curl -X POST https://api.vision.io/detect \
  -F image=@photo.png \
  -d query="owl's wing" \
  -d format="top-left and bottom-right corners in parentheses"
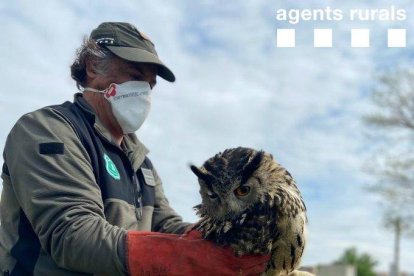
top-left (266, 208), bottom-right (307, 276)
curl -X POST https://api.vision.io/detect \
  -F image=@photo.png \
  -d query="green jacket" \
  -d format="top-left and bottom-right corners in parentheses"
top-left (0, 94), bottom-right (189, 275)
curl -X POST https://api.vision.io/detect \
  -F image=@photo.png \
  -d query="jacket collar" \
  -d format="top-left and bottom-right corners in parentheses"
top-left (73, 93), bottom-right (149, 171)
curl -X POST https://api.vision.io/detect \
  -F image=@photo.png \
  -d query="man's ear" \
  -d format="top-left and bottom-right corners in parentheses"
top-left (85, 59), bottom-right (99, 79)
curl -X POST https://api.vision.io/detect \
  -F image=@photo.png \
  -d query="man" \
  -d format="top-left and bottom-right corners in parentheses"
top-left (0, 22), bottom-right (269, 275)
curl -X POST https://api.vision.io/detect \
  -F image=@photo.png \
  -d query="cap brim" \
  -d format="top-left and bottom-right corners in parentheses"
top-left (106, 46), bottom-right (176, 82)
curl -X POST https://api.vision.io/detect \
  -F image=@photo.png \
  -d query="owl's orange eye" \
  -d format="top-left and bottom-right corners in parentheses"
top-left (234, 186), bottom-right (251, 197)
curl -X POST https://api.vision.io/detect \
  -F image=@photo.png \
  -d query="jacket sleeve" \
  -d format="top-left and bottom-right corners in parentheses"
top-left (4, 108), bottom-right (127, 275)
top-left (150, 166), bottom-right (192, 234)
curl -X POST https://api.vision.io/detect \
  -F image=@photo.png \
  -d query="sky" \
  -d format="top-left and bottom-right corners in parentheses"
top-left (0, 0), bottom-right (413, 273)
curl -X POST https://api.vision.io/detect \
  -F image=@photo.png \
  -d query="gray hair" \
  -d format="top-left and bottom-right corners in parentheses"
top-left (70, 37), bottom-right (114, 89)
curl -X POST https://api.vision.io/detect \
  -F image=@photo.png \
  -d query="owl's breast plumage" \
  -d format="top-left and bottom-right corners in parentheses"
top-left (195, 195), bottom-right (283, 255)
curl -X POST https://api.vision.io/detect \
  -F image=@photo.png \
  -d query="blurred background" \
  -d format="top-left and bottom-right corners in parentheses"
top-left (0, 0), bottom-right (413, 275)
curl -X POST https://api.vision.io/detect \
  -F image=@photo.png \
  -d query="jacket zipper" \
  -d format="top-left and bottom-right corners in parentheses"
top-left (132, 174), bottom-right (143, 220)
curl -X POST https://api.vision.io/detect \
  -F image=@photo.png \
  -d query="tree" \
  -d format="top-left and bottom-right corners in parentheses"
top-left (363, 67), bottom-right (414, 276)
top-left (335, 247), bottom-right (377, 276)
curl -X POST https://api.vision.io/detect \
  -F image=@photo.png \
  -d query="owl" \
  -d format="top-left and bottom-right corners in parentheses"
top-left (190, 147), bottom-right (308, 276)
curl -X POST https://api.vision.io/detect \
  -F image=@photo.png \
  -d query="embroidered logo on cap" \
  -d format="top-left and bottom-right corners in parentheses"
top-left (104, 153), bottom-right (120, 180)
top-left (96, 37), bottom-right (115, 45)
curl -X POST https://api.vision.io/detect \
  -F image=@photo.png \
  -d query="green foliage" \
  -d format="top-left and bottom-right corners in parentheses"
top-left (335, 247), bottom-right (378, 276)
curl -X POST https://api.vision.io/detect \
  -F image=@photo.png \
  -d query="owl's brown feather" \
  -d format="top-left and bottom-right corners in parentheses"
top-left (191, 147), bottom-right (307, 276)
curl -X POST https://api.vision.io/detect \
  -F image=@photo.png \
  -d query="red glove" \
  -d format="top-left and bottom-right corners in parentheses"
top-left (126, 230), bottom-right (270, 276)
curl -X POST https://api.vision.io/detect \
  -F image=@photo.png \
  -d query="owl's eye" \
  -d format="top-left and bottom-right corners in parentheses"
top-left (234, 186), bottom-right (251, 197)
top-left (207, 191), bottom-right (218, 199)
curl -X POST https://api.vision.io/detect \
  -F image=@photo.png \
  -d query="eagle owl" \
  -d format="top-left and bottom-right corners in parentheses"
top-left (190, 147), bottom-right (308, 276)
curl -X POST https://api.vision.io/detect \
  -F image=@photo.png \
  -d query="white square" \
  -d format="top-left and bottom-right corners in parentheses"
top-left (277, 29), bottom-right (295, 48)
top-left (314, 29), bottom-right (332, 48)
top-left (388, 29), bottom-right (406, 48)
top-left (351, 29), bottom-right (370, 48)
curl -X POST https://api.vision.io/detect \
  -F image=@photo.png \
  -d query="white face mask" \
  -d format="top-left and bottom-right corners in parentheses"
top-left (83, 81), bottom-right (151, 134)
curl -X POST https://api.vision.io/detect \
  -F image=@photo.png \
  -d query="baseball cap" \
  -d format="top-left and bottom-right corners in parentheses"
top-left (90, 22), bottom-right (175, 82)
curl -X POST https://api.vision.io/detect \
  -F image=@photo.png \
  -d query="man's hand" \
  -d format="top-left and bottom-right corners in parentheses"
top-left (126, 230), bottom-right (270, 275)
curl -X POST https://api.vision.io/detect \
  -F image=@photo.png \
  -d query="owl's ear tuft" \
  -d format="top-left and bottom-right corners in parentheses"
top-left (241, 151), bottom-right (265, 183)
top-left (190, 164), bottom-right (214, 184)
top-left (190, 164), bottom-right (203, 177)
top-left (203, 161), bottom-right (215, 172)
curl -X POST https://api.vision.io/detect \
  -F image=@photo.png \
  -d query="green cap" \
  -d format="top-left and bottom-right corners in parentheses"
top-left (90, 22), bottom-right (175, 82)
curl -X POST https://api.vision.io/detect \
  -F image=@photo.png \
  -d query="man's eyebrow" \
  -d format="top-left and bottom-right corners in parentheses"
top-left (125, 67), bottom-right (144, 75)
top-left (125, 64), bottom-right (157, 86)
